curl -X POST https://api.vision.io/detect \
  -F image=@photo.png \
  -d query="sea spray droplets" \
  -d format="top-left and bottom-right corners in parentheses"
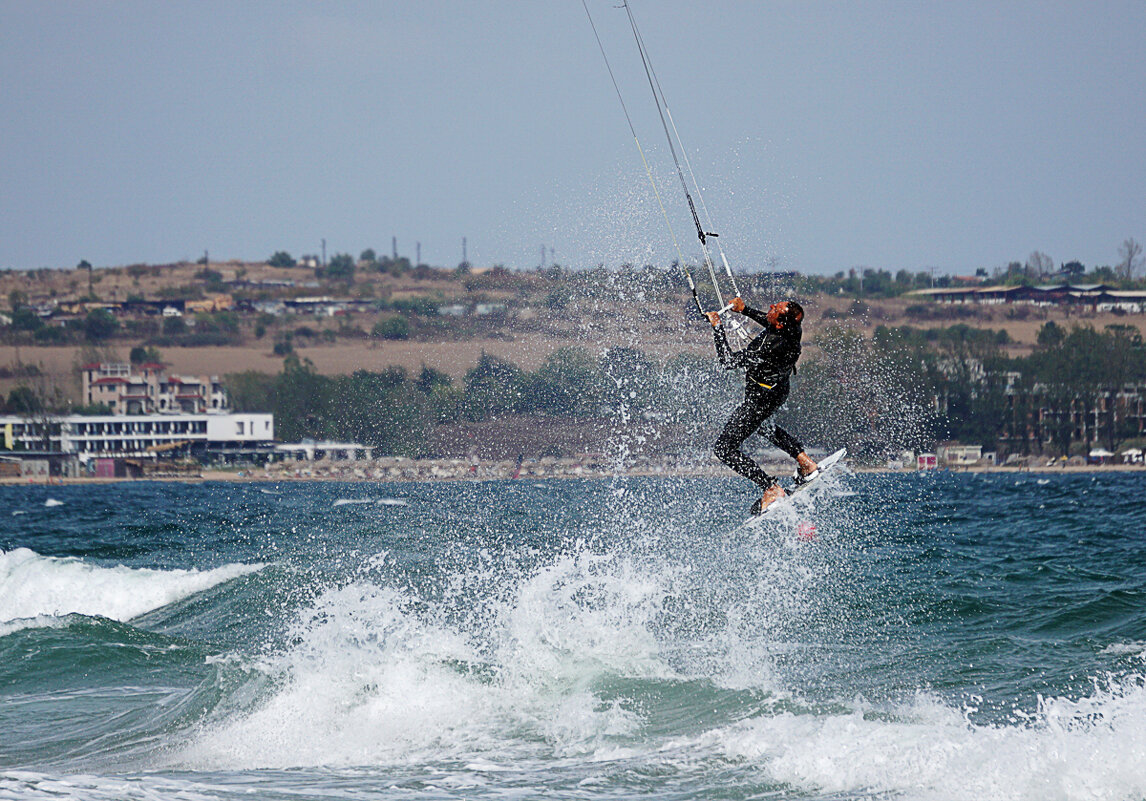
top-left (786, 324), bottom-right (940, 461)
top-left (183, 544), bottom-right (685, 769)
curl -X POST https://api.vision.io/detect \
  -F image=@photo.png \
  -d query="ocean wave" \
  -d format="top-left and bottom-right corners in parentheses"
top-left (0, 548), bottom-right (263, 627)
top-left (707, 675), bottom-right (1146, 800)
top-left (178, 548), bottom-right (687, 770)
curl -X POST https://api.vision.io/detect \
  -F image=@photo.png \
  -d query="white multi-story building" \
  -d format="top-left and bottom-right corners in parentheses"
top-left (81, 362), bottom-right (229, 415)
top-left (0, 412), bottom-right (273, 458)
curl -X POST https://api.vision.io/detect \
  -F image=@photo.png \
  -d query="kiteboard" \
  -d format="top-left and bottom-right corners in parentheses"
top-left (749, 447), bottom-right (848, 516)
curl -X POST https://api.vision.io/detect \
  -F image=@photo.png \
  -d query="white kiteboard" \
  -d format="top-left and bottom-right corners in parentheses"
top-left (749, 447), bottom-right (847, 516)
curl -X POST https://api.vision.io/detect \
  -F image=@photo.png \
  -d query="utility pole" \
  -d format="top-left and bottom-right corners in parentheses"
top-left (392, 236), bottom-right (397, 261)
top-left (416, 242), bottom-right (421, 266)
top-left (321, 239), bottom-right (326, 268)
top-left (462, 237), bottom-right (467, 265)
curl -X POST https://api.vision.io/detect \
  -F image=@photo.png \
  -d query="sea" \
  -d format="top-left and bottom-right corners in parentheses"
top-left (2, 469), bottom-right (1145, 801)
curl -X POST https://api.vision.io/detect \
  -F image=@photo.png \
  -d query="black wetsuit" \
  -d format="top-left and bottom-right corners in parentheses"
top-left (712, 305), bottom-right (804, 490)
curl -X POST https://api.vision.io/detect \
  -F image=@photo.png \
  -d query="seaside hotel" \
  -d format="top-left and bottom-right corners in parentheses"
top-left (1, 362), bottom-right (274, 469)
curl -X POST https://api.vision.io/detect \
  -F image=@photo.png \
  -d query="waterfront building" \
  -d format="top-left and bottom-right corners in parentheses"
top-left (81, 362), bottom-right (229, 414)
top-left (0, 412), bottom-right (273, 460)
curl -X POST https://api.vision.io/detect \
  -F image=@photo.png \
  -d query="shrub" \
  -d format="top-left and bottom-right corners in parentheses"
top-left (373, 317), bottom-right (410, 340)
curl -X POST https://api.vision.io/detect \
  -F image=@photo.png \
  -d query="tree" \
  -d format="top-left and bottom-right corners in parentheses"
top-left (224, 370), bottom-right (275, 413)
top-left (1027, 251), bottom-right (1053, 279)
top-left (1118, 238), bottom-right (1143, 280)
top-left (10, 307), bottom-right (43, 332)
top-left (372, 316), bottom-right (410, 340)
top-left (462, 353), bottom-right (526, 421)
top-left (1036, 321), bottom-right (1065, 349)
top-left (323, 253), bottom-right (355, 280)
top-left (4, 386), bottom-right (42, 415)
top-left (272, 355), bottom-right (333, 442)
top-left (415, 366), bottom-right (452, 394)
top-left (268, 251), bottom-right (296, 268)
top-left (527, 346), bottom-right (605, 416)
top-left (84, 309), bottom-right (119, 341)
top-left (129, 345), bottom-right (163, 364)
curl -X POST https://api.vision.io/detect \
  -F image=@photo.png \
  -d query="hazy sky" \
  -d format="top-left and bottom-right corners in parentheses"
top-left (2, 1), bottom-right (1144, 276)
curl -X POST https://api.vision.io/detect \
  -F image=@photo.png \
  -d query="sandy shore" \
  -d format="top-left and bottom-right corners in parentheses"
top-left (5, 457), bottom-right (1145, 486)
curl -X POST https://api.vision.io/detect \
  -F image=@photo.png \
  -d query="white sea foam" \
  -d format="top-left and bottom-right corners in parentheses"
top-left (180, 548), bottom-right (678, 770)
top-left (0, 548), bottom-right (262, 626)
top-left (0, 771), bottom-right (224, 801)
top-left (1102, 640), bottom-right (1146, 658)
top-left (707, 676), bottom-right (1146, 801)
top-left (0, 613), bottom-right (73, 638)
top-left (44, 498), bottom-right (64, 507)
top-left (376, 498), bottom-right (408, 507)
top-left (331, 498), bottom-right (372, 507)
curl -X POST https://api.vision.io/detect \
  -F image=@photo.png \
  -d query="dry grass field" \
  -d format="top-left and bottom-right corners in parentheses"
top-left (2, 261), bottom-right (1142, 403)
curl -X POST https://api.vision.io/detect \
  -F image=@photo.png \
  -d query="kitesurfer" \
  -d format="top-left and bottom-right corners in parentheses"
top-left (707, 298), bottom-right (818, 513)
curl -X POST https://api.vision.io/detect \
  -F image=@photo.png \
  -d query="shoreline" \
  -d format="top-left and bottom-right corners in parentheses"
top-left (4, 459), bottom-right (1145, 486)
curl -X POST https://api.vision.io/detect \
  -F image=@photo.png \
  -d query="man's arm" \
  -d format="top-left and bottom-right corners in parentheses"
top-left (739, 304), bottom-right (770, 328)
top-left (708, 315), bottom-right (746, 370)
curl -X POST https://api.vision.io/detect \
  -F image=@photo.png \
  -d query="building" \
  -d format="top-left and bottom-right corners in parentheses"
top-left (938, 443), bottom-right (983, 466)
top-left (81, 362), bottom-right (228, 414)
top-left (0, 412), bottom-right (274, 461)
top-left (907, 283), bottom-right (1146, 310)
top-left (273, 440), bottom-right (375, 461)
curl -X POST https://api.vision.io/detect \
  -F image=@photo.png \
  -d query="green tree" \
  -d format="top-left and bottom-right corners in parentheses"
top-left (162, 316), bottom-right (187, 336)
top-left (84, 309), bottom-right (119, 341)
top-left (372, 316), bottom-right (410, 340)
top-left (10, 307), bottom-right (44, 332)
top-left (415, 365), bottom-right (452, 394)
top-left (1036, 321), bottom-right (1065, 349)
top-left (129, 345), bottom-right (163, 364)
top-left (527, 346), bottom-right (604, 416)
top-left (271, 355), bottom-right (333, 442)
top-left (225, 370), bottom-right (275, 413)
top-left (5, 386), bottom-right (42, 414)
top-left (323, 253), bottom-right (355, 280)
top-left (268, 251), bottom-right (296, 268)
top-left (462, 353), bottom-right (526, 421)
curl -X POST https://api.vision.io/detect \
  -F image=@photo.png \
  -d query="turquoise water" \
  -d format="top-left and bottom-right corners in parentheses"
top-left (1, 470), bottom-right (1145, 800)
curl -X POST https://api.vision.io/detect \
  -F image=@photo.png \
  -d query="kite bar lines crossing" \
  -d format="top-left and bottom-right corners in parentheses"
top-left (582, 0), bottom-right (750, 342)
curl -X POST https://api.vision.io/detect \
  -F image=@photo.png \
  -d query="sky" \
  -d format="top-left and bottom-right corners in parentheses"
top-left (2, 1), bottom-right (1144, 277)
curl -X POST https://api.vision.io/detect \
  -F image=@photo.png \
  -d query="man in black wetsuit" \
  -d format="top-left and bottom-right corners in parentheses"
top-left (706, 297), bottom-right (818, 513)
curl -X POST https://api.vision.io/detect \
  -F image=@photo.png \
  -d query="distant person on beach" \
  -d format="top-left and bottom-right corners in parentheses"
top-left (707, 297), bottom-right (818, 513)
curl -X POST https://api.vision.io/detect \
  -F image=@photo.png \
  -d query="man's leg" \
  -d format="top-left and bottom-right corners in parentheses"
top-left (766, 423), bottom-right (819, 479)
top-left (714, 401), bottom-right (775, 490)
